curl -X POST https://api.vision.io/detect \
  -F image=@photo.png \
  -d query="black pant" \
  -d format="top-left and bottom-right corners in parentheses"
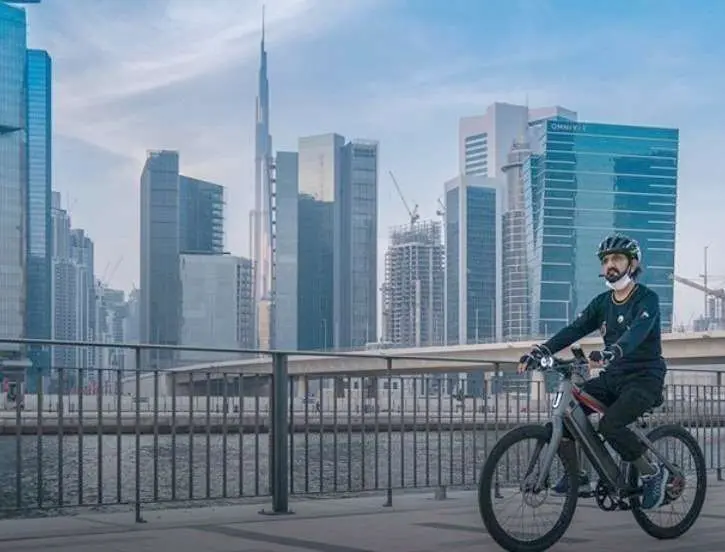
top-left (579, 370), bottom-right (664, 462)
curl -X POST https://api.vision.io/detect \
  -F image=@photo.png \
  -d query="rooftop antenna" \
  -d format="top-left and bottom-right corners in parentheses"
top-left (261, 4), bottom-right (265, 45)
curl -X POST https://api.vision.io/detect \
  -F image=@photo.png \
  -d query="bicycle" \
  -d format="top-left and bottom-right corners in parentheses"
top-left (477, 345), bottom-right (707, 552)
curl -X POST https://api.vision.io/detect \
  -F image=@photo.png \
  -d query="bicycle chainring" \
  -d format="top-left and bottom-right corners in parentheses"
top-left (594, 481), bottom-right (620, 512)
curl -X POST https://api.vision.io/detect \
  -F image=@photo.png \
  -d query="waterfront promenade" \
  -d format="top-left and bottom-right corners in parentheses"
top-left (1, 482), bottom-right (723, 552)
top-left (0, 339), bottom-right (723, 525)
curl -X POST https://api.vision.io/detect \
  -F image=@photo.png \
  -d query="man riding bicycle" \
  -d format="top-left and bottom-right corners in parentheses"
top-left (518, 233), bottom-right (669, 510)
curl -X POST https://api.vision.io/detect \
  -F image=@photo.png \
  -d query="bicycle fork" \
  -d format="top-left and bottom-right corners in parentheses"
top-left (527, 385), bottom-right (570, 494)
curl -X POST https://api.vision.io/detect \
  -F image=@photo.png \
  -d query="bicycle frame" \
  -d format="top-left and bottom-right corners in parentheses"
top-left (533, 366), bottom-right (684, 494)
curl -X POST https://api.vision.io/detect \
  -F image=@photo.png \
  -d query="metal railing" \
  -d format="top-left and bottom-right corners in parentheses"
top-left (0, 338), bottom-right (722, 520)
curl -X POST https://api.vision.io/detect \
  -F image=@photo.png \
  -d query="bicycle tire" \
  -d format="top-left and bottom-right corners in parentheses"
top-left (629, 424), bottom-right (707, 539)
top-left (478, 424), bottom-right (580, 552)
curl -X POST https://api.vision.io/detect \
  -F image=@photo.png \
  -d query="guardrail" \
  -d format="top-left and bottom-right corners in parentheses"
top-left (0, 338), bottom-right (722, 520)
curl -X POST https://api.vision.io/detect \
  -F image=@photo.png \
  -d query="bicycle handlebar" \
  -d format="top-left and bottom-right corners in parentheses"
top-left (536, 345), bottom-right (606, 375)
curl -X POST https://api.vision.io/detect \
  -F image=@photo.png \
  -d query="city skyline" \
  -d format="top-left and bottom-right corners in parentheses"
top-left (18, 0), bottom-right (725, 327)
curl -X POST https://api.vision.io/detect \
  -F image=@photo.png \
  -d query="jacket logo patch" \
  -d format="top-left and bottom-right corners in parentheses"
top-left (641, 311), bottom-right (650, 319)
top-left (617, 315), bottom-right (624, 324)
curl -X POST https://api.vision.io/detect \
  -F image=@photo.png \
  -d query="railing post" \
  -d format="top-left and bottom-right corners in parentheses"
top-left (134, 345), bottom-right (146, 523)
top-left (718, 371), bottom-right (723, 482)
top-left (383, 357), bottom-right (393, 507)
top-left (493, 362), bottom-right (503, 499)
top-left (261, 352), bottom-right (292, 515)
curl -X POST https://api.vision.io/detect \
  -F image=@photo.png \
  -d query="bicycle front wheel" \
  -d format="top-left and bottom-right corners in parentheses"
top-left (478, 424), bottom-right (580, 552)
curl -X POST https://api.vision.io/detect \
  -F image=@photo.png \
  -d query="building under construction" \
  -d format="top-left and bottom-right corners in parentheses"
top-left (382, 220), bottom-right (445, 347)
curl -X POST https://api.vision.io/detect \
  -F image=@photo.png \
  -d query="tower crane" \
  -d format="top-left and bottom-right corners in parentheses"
top-left (436, 197), bottom-right (445, 218)
top-left (388, 171), bottom-right (419, 226)
top-left (669, 273), bottom-right (725, 326)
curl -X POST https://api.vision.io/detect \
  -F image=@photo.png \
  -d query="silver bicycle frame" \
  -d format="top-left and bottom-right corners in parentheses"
top-left (534, 374), bottom-right (683, 492)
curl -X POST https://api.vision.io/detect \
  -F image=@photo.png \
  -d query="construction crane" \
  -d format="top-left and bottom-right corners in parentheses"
top-left (436, 197), bottom-right (445, 218)
top-left (388, 170), bottom-right (419, 226)
top-left (669, 273), bottom-right (725, 327)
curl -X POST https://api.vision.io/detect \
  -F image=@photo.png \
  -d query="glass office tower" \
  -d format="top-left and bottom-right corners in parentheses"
top-left (445, 175), bottom-right (501, 346)
top-left (179, 176), bottom-right (224, 254)
top-left (0, 3), bottom-right (28, 353)
top-left (525, 119), bottom-right (678, 337)
top-left (25, 49), bottom-right (53, 388)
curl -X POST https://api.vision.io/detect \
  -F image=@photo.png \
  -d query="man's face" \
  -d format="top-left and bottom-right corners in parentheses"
top-left (600, 252), bottom-right (635, 281)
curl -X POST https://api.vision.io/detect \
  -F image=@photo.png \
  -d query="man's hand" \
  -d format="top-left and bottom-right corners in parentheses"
top-left (588, 348), bottom-right (616, 369)
top-left (517, 344), bottom-right (551, 374)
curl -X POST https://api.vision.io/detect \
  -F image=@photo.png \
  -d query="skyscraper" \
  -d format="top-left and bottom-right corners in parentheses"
top-left (444, 175), bottom-right (503, 345)
top-left (383, 221), bottom-right (444, 347)
top-left (70, 228), bottom-right (95, 370)
top-left (524, 119), bottom-right (678, 337)
top-left (179, 176), bottom-right (224, 254)
top-left (140, 150), bottom-right (227, 368)
top-left (0, 2), bottom-right (27, 352)
top-left (25, 48), bottom-right (53, 385)
top-left (94, 283), bottom-right (127, 376)
top-left (501, 140), bottom-right (531, 341)
top-left (251, 13), bottom-right (273, 349)
top-left (338, 139), bottom-right (378, 349)
top-left (50, 192), bottom-right (95, 384)
top-left (297, 133), bottom-right (340, 351)
top-left (457, 102), bottom-right (578, 349)
top-left (459, 103), bottom-right (577, 178)
top-left (296, 133), bottom-right (379, 351)
top-left (272, 151), bottom-right (299, 350)
top-left (140, 150), bottom-right (181, 369)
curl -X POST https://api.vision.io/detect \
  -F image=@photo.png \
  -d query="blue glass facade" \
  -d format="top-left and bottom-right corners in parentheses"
top-left (338, 140), bottom-right (378, 349)
top-left (140, 151), bottom-right (181, 369)
top-left (179, 176), bottom-right (224, 254)
top-left (445, 173), bottom-right (499, 377)
top-left (0, 3), bottom-right (27, 352)
top-left (295, 134), bottom-right (378, 352)
top-left (297, 195), bottom-right (334, 350)
top-left (466, 186), bottom-right (497, 343)
top-left (525, 119), bottom-right (678, 337)
top-left (25, 49), bottom-right (52, 387)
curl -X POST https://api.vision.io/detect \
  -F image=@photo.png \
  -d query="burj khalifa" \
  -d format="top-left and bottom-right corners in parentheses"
top-left (250, 9), bottom-right (274, 349)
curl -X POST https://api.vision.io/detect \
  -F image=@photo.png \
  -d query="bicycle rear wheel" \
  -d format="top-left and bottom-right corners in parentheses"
top-left (478, 424), bottom-right (580, 552)
top-left (629, 424), bottom-right (707, 539)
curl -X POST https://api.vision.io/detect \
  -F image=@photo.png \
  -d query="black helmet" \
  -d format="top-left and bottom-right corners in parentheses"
top-left (597, 233), bottom-right (641, 262)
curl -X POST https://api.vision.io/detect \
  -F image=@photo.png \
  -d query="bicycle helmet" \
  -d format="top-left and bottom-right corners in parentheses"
top-left (597, 233), bottom-right (642, 286)
top-left (597, 233), bottom-right (642, 263)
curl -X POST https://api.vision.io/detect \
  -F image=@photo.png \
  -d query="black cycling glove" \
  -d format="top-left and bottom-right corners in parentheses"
top-left (519, 344), bottom-right (551, 371)
top-left (588, 348), bottom-right (618, 364)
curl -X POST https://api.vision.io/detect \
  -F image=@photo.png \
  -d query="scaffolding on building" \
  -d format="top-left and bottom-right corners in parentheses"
top-left (382, 220), bottom-right (445, 348)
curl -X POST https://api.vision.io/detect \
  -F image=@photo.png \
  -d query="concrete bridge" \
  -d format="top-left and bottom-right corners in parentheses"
top-left (130, 331), bottom-right (725, 397)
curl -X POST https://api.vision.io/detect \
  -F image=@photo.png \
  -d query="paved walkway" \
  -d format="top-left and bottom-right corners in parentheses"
top-left (0, 481), bottom-right (723, 551)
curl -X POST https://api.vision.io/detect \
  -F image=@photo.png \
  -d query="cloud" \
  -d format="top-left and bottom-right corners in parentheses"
top-left (29, 0), bottom-right (377, 159)
top-left (23, 0), bottom-right (725, 327)
top-left (24, 0), bottom-right (381, 291)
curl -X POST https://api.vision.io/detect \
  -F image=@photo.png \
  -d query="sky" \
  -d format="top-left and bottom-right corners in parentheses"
top-left (21, 0), bottom-right (725, 330)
